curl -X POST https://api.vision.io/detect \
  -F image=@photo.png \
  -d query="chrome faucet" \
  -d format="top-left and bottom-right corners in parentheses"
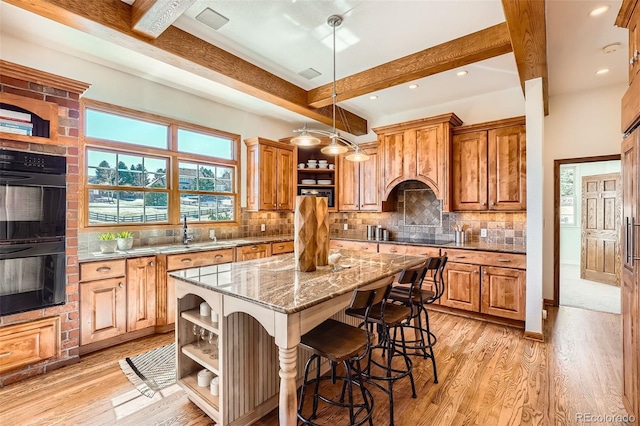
top-left (183, 215), bottom-right (194, 245)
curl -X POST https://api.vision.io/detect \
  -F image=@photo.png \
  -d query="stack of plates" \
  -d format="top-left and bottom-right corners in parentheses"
top-left (318, 160), bottom-right (328, 169)
top-left (306, 160), bottom-right (317, 169)
top-left (301, 179), bottom-right (316, 184)
top-left (317, 179), bottom-right (332, 185)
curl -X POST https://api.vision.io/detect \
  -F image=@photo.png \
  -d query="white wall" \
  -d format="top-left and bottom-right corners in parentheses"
top-left (0, 35), bottom-right (296, 207)
top-left (543, 83), bottom-right (626, 300)
top-left (559, 160), bottom-right (621, 266)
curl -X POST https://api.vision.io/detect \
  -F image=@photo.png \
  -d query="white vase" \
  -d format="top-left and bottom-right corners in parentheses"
top-left (117, 237), bottom-right (134, 251)
top-left (99, 240), bottom-right (118, 254)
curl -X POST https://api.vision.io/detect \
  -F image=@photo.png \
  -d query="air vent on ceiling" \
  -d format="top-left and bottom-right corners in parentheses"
top-left (196, 8), bottom-right (230, 31)
top-left (298, 68), bottom-right (321, 80)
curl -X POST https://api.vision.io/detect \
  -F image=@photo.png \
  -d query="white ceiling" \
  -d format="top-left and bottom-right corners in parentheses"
top-left (0, 0), bottom-right (629, 134)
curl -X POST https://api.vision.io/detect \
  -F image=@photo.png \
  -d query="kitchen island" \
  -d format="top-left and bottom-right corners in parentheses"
top-left (169, 249), bottom-right (425, 426)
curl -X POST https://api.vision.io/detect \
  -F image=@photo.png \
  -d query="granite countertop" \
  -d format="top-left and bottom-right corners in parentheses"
top-left (169, 249), bottom-right (425, 314)
top-left (78, 235), bottom-right (294, 263)
top-left (332, 236), bottom-right (526, 254)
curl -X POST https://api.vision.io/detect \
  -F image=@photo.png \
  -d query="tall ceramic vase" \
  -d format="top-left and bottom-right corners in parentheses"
top-left (294, 196), bottom-right (317, 272)
top-left (316, 197), bottom-right (329, 266)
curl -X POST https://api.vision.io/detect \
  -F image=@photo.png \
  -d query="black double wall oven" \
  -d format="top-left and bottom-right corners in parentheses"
top-left (0, 149), bottom-right (66, 316)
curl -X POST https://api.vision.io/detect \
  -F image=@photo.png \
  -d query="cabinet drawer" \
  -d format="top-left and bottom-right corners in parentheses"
top-left (441, 248), bottom-right (525, 269)
top-left (272, 241), bottom-right (294, 255)
top-left (80, 259), bottom-right (126, 281)
top-left (0, 317), bottom-right (60, 374)
top-left (330, 240), bottom-right (378, 252)
top-left (167, 248), bottom-right (234, 271)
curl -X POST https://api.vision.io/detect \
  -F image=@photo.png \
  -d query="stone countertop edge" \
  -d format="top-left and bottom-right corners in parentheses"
top-left (169, 250), bottom-right (427, 315)
top-left (332, 237), bottom-right (526, 255)
top-left (78, 235), bottom-right (295, 263)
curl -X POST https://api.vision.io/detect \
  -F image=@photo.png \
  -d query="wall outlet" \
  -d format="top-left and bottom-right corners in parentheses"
top-left (343, 223), bottom-right (348, 231)
top-left (542, 309), bottom-right (548, 320)
top-left (480, 228), bottom-right (487, 238)
top-left (209, 229), bottom-right (216, 240)
top-left (260, 224), bottom-right (266, 232)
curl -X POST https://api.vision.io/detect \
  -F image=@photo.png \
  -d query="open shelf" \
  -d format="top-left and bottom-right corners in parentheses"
top-left (182, 343), bottom-right (220, 375)
top-left (182, 309), bottom-right (220, 334)
top-left (297, 168), bottom-right (335, 173)
top-left (179, 372), bottom-right (220, 421)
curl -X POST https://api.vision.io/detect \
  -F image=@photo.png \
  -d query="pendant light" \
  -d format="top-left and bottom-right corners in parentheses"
top-left (291, 15), bottom-right (369, 162)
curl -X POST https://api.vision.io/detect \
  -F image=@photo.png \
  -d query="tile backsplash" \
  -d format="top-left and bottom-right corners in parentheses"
top-left (80, 182), bottom-right (526, 253)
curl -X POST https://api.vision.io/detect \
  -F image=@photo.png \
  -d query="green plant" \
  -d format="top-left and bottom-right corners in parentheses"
top-left (98, 232), bottom-right (116, 241)
top-left (117, 231), bottom-right (133, 239)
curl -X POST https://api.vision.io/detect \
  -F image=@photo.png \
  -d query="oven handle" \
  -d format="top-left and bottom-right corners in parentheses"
top-left (0, 241), bottom-right (65, 259)
top-left (0, 174), bottom-right (30, 183)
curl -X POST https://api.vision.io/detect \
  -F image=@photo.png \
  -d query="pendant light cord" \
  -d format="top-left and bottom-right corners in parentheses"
top-left (331, 19), bottom-right (337, 136)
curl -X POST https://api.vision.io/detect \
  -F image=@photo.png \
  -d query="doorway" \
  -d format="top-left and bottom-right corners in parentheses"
top-left (553, 156), bottom-right (621, 314)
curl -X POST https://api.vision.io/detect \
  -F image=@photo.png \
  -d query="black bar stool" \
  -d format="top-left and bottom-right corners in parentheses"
top-left (297, 277), bottom-right (394, 426)
top-left (387, 255), bottom-right (447, 383)
top-left (345, 277), bottom-right (416, 426)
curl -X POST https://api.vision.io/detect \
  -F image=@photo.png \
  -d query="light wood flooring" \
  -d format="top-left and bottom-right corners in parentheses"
top-left (0, 306), bottom-right (630, 425)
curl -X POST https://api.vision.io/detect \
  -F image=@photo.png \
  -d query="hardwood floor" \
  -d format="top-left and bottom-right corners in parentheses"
top-left (0, 306), bottom-right (630, 425)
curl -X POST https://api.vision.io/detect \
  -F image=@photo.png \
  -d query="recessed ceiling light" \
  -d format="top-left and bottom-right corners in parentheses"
top-left (196, 7), bottom-right (230, 30)
top-left (408, 84), bottom-right (419, 89)
top-left (596, 68), bottom-right (610, 75)
top-left (456, 70), bottom-right (468, 76)
top-left (589, 5), bottom-right (610, 17)
top-left (603, 42), bottom-right (621, 54)
top-left (369, 95), bottom-right (378, 100)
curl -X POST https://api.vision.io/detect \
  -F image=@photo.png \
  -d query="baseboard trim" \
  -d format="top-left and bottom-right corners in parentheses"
top-left (543, 298), bottom-right (555, 307)
top-left (523, 331), bottom-right (545, 342)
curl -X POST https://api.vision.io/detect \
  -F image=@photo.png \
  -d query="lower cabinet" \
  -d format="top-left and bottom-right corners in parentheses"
top-left (329, 239), bottom-right (378, 252)
top-left (236, 243), bottom-right (271, 261)
top-left (0, 317), bottom-right (60, 374)
top-left (440, 249), bottom-right (526, 321)
top-left (79, 257), bottom-right (157, 348)
top-left (271, 240), bottom-right (294, 255)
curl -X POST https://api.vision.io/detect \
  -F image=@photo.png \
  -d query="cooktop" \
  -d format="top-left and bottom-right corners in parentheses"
top-left (382, 237), bottom-right (454, 245)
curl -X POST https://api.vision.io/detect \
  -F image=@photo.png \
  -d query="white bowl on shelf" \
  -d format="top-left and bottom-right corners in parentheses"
top-left (306, 163), bottom-right (317, 169)
top-left (318, 159), bottom-right (328, 164)
top-left (317, 164), bottom-right (328, 169)
top-left (317, 179), bottom-right (332, 185)
top-left (301, 179), bottom-right (316, 184)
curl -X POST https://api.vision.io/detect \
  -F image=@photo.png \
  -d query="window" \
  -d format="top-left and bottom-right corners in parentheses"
top-left (83, 101), bottom-right (239, 228)
top-left (560, 166), bottom-right (576, 225)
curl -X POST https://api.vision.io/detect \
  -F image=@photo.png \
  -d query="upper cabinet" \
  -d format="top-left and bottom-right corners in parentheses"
top-left (338, 142), bottom-right (379, 211)
top-left (373, 113), bottom-right (462, 212)
top-left (452, 117), bottom-right (526, 211)
top-left (0, 92), bottom-right (59, 144)
top-left (244, 137), bottom-right (295, 211)
top-left (629, 5), bottom-right (640, 85)
top-left (618, 1), bottom-right (640, 131)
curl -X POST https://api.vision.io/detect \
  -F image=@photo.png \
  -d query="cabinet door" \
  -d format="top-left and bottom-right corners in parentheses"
top-left (381, 131), bottom-right (407, 197)
top-left (126, 256), bottom-right (157, 332)
top-left (330, 240), bottom-right (378, 252)
top-left (338, 152), bottom-right (360, 211)
top-left (415, 124), bottom-right (445, 199)
top-left (259, 144), bottom-right (278, 210)
top-left (452, 131), bottom-right (488, 211)
top-left (236, 244), bottom-right (272, 261)
top-left (359, 147), bottom-right (380, 211)
top-left (488, 126), bottom-right (526, 210)
top-left (630, 6), bottom-right (640, 84)
top-left (276, 148), bottom-right (294, 210)
top-left (441, 262), bottom-right (480, 311)
top-left (80, 277), bottom-right (126, 345)
top-left (480, 266), bottom-right (525, 320)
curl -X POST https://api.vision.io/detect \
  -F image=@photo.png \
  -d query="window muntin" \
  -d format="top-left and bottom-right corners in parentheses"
top-left (83, 101), bottom-right (239, 228)
top-left (85, 109), bottom-right (168, 149)
top-left (178, 128), bottom-right (233, 160)
top-left (560, 166), bottom-right (576, 226)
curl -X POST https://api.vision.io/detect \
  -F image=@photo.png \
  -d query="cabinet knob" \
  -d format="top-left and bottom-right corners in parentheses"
top-left (491, 202), bottom-right (496, 206)
top-left (482, 202), bottom-right (487, 206)
top-left (119, 282), bottom-right (124, 288)
top-left (96, 267), bottom-right (111, 273)
top-left (182, 258), bottom-right (192, 263)
top-left (389, 248), bottom-right (397, 253)
top-left (251, 246), bottom-right (258, 250)
top-left (483, 270), bottom-right (488, 275)
top-left (473, 269), bottom-right (478, 274)
top-left (273, 203), bottom-right (277, 207)
top-left (149, 261), bottom-right (154, 267)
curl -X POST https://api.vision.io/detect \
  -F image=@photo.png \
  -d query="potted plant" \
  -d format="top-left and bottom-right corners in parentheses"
top-left (98, 232), bottom-right (118, 253)
top-left (116, 231), bottom-right (134, 251)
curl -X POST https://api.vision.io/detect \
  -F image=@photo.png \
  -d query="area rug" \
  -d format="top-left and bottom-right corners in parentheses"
top-left (119, 343), bottom-right (177, 398)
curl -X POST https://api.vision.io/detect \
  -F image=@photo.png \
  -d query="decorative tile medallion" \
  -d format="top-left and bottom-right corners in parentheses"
top-left (404, 189), bottom-right (442, 227)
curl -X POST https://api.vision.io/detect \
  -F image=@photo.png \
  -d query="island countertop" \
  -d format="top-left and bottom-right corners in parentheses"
top-left (169, 249), bottom-right (426, 314)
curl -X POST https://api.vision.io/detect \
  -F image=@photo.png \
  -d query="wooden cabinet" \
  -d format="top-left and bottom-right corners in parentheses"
top-left (330, 240), bottom-right (378, 252)
top-left (126, 256), bottom-right (157, 332)
top-left (0, 317), bottom-right (60, 374)
top-left (244, 137), bottom-right (295, 211)
top-left (440, 248), bottom-right (526, 321)
top-left (236, 244), bottom-right (272, 261)
top-left (621, 128), bottom-right (640, 418)
top-left (629, 5), bottom-right (640, 85)
top-left (452, 117), bottom-right (526, 211)
top-left (373, 113), bottom-right (462, 212)
top-left (338, 142), bottom-right (380, 211)
top-left (79, 260), bottom-right (127, 345)
top-left (271, 240), bottom-right (294, 255)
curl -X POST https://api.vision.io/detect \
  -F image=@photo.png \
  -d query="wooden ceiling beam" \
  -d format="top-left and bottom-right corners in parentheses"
top-left (501, 0), bottom-right (549, 115)
top-left (131, 0), bottom-right (197, 39)
top-left (307, 23), bottom-right (513, 109)
top-left (4, 0), bottom-right (368, 135)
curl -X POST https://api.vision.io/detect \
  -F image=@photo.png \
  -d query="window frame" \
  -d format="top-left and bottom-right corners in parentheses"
top-left (80, 99), bottom-right (241, 230)
top-left (559, 165), bottom-right (577, 227)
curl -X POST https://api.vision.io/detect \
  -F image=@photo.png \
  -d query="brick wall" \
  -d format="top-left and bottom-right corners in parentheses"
top-left (0, 71), bottom-right (85, 386)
